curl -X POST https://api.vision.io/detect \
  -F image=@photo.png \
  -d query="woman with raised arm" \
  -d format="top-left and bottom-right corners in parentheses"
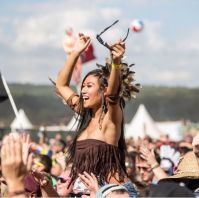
top-left (56, 32), bottom-right (139, 197)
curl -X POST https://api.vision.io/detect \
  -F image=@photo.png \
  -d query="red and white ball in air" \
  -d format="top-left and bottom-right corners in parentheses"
top-left (131, 19), bottom-right (144, 32)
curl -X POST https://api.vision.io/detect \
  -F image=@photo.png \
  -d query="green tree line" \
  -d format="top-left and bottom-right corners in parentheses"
top-left (0, 84), bottom-right (199, 127)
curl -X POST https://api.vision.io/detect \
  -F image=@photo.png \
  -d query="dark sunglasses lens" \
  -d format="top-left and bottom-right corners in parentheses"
top-left (96, 36), bottom-right (110, 49)
top-left (96, 20), bottom-right (129, 50)
top-left (96, 36), bottom-right (103, 44)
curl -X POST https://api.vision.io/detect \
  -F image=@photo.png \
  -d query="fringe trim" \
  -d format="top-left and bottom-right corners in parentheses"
top-left (68, 139), bottom-right (127, 186)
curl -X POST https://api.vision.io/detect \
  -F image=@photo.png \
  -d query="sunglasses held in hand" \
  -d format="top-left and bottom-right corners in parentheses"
top-left (96, 20), bottom-right (129, 50)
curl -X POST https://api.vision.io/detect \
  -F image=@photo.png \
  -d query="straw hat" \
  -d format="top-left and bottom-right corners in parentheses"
top-left (161, 151), bottom-right (199, 181)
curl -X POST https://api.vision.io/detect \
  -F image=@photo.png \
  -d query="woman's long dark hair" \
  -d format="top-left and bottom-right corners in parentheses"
top-left (66, 69), bottom-right (127, 174)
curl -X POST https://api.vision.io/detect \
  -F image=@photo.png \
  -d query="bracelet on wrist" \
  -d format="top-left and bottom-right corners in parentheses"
top-left (151, 163), bottom-right (160, 170)
top-left (112, 63), bottom-right (121, 70)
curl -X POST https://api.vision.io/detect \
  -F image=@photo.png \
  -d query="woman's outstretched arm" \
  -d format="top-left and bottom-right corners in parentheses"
top-left (106, 41), bottom-right (125, 122)
top-left (56, 33), bottom-right (91, 105)
top-left (107, 41), bottom-right (125, 96)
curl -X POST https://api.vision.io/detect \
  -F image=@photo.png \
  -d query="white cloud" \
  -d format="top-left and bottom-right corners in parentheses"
top-left (5, 2), bottom-right (123, 52)
top-left (0, 18), bottom-right (12, 45)
top-left (11, 11), bottom-right (93, 51)
top-left (5, 3), bottom-right (126, 52)
top-left (0, 0), bottom-right (198, 87)
top-left (144, 20), bottom-right (166, 51)
top-left (100, 8), bottom-right (122, 21)
top-left (176, 28), bottom-right (199, 51)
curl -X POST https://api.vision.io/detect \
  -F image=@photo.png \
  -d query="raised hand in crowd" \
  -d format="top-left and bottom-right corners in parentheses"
top-left (140, 145), bottom-right (168, 180)
top-left (140, 146), bottom-right (157, 168)
top-left (21, 133), bottom-right (33, 171)
top-left (1, 133), bottom-right (27, 197)
top-left (78, 171), bottom-right (100, 198)
top-left (31, 170), bottom-right (59, 197)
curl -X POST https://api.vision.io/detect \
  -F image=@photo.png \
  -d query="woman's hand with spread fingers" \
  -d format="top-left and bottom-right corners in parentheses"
top-left (109, 40), bottom-right (125, 65)
top-left (73, 33), bottom-right (91, 55)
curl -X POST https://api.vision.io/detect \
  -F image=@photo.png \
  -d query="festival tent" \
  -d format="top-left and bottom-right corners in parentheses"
top-left (41, 125), bottom-right (68, 132)
top-left (39, 114), bottom-right (79, 132)
top-left (10, 109), bottom-right (33, 131)
top-left (125, 104), bottom-right (161, 139)
top-left (65, 114), bottom-right (79, 131)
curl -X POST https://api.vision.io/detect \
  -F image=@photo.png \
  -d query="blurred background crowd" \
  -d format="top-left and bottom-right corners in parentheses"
top-left (1, 130), bottom-right (199, 197)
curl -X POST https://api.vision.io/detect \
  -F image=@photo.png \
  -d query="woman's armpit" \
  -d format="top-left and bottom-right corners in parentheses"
top-left (106, 94), bottom-right (119, 105)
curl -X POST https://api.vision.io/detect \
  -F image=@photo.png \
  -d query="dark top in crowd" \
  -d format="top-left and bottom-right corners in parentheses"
top-left (149, 182), bottom-right (195, 197)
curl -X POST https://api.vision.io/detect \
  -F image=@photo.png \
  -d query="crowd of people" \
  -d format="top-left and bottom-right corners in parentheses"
top-left (1, 32), bottom-right (199, 197)
top-left (1, 131), bottom-right (199, 197)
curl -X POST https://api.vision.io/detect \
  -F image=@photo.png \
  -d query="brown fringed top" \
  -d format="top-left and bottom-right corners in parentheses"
top-left (69, 139), bottom-right (127, 185)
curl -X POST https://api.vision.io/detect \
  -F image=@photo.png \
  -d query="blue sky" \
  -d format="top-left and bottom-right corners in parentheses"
top-left (0, 0), bottom-right (198, 87)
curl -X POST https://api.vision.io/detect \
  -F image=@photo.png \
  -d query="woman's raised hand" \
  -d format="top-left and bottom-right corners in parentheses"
top-left (109, 40), bottom-right (125, 65)
top-left (73, 33), bottom-right (91, 55)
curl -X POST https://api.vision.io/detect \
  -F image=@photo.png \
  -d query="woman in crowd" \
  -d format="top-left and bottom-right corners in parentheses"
top-left (56, 32), bottom-right (139, 197)
top-left (56, 29), bottom-right (138, 196)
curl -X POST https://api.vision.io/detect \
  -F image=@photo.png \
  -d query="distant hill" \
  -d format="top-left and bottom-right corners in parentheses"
top-left (0, 83), bottom-right (199, 128)
top-left (125, 86), bottom-right (199, 122)
top-left (0, 83), bottom-right (74, 127)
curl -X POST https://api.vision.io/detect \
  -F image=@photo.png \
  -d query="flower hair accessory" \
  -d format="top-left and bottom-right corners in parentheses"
top-left (96, 58), bottom-right (141, 101)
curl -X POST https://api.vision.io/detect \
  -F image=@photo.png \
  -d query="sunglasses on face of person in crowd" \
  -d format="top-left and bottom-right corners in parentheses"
top-left (137, 165), bottom-right (151, 172)
top-left (96, 20), bottom-right (129, 50)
